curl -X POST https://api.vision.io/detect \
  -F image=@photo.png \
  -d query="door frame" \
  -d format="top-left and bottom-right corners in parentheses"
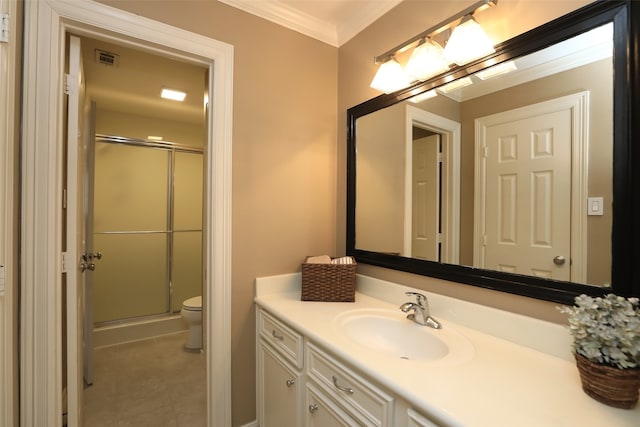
top-left (0, 0), bottom-right (20, 424)
top-left (21, 1), bottom-right (233, 426)
top-left (473, 91), bottom-right (589, 282)
top-left (403, 105), bottom-right (461, 264)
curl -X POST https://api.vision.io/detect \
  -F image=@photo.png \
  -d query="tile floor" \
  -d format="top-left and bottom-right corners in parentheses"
top-left (83, 331), bottom-right (206, 427)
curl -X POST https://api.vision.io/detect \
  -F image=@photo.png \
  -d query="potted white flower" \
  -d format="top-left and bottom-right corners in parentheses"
top-left (560, 294), bottom-right (640, 409)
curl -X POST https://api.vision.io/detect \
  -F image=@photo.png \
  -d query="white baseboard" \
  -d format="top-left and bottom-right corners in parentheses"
top-left (93, 315), bottom-right (187, 348)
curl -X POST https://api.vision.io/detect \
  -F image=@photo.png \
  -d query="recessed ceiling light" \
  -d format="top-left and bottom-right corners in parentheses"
top-left (147, 135), bottom-right (163, 141)
top-left (161, 88), bottom-right (186, 102)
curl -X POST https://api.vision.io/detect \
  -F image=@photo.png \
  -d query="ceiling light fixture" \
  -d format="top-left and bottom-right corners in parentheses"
top-left (370, 0), bottom-right (497, 93)
top-left (161, 88), bottom-right (187, 102)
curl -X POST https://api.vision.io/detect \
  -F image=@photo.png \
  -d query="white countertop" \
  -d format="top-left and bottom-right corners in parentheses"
top-left (254, 273), bottom-right (640, 427)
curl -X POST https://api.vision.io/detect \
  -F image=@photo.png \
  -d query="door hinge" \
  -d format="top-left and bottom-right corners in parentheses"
top-left (61, 252), bottom-right (69, 273)
top-left (483, 146), bottom-right (489, 158)
top-left (437, 153), bottom-right (443, 163)
top-left (0, 13), bottom-right (9, 43)
top-left (437, 233), bottom-right (443, 243)
top-left (64, 73), bottom-right (71, 95)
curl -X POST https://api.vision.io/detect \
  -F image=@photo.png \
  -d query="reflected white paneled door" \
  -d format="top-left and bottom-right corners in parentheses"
top-left (412, 134), bottom-right (440, 261)
top-left (483, 109), bottom-right (571, 280)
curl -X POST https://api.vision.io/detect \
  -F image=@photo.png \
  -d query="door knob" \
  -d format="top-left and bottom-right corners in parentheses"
top-left (553, 256), bottom-right (566, 266)
top-left (83, 252), bottom-right (102, 261)
top-left (80, 262), bottom-right (95, 272)
top-left (308, 404), bottom-right (319, 413)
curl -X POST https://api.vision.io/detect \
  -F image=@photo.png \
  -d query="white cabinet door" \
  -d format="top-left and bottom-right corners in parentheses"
top-left (258, 339), bottom-right (301, 427)
top-left (305, 383), bottom-right (362, 427)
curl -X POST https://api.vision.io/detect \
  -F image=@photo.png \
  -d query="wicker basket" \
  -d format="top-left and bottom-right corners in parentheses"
top-left (575, 353), bottom-right (640, 409)
top-left (301, 257), bottom-right (356, 302)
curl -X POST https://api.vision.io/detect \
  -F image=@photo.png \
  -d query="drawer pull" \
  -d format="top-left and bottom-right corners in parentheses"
top-left (286, 379), bottom-right (296, 388)
top-left (332, 375), bottom-right (354, 395)
top-left (309, 404), bottom-right (319, 413)
top-left (271, 329), bottom-right (284, 340)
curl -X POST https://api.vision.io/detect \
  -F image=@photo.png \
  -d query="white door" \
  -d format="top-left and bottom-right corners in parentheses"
top-left (83, 102), bottom-right (97, 385)
top-left (412, 134), bottom-right (440, 261)
top-left (482, 109), bottom-right (571, 279)
top-left (65, 34), bottom-right (88, 427)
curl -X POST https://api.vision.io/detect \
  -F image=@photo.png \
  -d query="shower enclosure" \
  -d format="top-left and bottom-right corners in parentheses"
top-left (92, 134), bottom-right (203, 326)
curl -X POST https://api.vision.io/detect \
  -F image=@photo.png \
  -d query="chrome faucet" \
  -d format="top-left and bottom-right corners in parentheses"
top-left (399, 291), bottom-right (442, 329)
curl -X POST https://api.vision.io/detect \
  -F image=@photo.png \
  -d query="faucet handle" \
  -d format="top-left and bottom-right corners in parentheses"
top-left (405, 291), bottom-right (427, 306)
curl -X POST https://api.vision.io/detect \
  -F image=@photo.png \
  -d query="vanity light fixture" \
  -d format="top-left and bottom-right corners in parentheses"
top-left (370, 0), bottom-right (497, 93)
top-left (405, 39), bottom-right (449, 81)
top-left (161, 88), bottom-right (187, 102)
top-left (370, 56), bottom-right (410, 94)
top-left (442, 15), bottom-right (495, 65)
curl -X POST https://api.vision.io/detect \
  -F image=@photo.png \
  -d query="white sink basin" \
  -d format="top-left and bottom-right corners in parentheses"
top-left (334, 308), bottom-right (474, 364)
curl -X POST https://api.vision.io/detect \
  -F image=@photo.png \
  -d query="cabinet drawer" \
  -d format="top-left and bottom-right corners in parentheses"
top-left (258, 308), bottom-right (304, 369)
top-left (305, 382), bottom-right (362, 427)
top-left (307, 342), bottom-right (394, 426)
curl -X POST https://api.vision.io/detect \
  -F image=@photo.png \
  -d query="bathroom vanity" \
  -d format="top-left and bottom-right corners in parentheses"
top-left (255, 273), bottom-right (640, 426)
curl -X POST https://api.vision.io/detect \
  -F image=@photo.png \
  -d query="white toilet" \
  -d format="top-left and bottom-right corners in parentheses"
top-left (180, 295), bottom-right (202, 350)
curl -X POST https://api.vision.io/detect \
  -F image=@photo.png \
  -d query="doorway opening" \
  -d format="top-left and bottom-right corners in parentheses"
top-left (21, 2), bottom-right (233, 426)
top-left (403, 105), bottom-right (461, 264)
top-left (68, 32), bottom-right (208, 425)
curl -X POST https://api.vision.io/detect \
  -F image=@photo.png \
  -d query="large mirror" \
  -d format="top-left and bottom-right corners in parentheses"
top-left (347, 1), bottom-right (640, 304)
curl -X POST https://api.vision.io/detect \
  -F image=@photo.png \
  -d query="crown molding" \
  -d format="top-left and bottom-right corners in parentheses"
top-left (337, 0), bottom-right (403, 45)
top-left (219, 0), bottom-right (403, 47)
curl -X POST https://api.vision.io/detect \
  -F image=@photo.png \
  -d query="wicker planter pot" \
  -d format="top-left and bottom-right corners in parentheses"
top-left (575, 353), bottom-right (640, 409)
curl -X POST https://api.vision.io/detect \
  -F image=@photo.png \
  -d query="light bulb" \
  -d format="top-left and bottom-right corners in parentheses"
top-left (443, 15), bottom-right (495, 66)
top-left (405, 39), bottom-right (450, 81)
top-left (370, 57), bottom-right (410, 93)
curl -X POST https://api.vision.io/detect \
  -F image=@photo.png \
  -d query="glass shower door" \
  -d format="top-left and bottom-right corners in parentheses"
top-left (93, 142), bottom-right (170, 323)
top-left (171, 151), bottom-right (204, 312)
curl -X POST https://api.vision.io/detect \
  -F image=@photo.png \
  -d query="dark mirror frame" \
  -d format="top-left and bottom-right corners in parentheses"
top-left (347, 0), bottom-right (640, 305)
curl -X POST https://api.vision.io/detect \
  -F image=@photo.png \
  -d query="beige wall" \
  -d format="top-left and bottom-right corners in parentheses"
top-left (338, 0), bottom-right (593, 328)
top-left (98, 1), bottom-right (337, 425)
top-left (356, 102), bottom-right (405, 254)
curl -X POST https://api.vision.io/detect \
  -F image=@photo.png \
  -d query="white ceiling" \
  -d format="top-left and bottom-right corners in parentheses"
top-left (219, 0), bottom-right (404, 46)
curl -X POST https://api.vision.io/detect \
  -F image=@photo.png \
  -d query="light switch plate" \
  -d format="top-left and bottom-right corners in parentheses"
top-left (588, 197), bottom-right (604, 216)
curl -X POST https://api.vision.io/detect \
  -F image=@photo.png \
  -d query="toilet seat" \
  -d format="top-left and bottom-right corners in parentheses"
top-left (182, 295), bottom-right (202, 311)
